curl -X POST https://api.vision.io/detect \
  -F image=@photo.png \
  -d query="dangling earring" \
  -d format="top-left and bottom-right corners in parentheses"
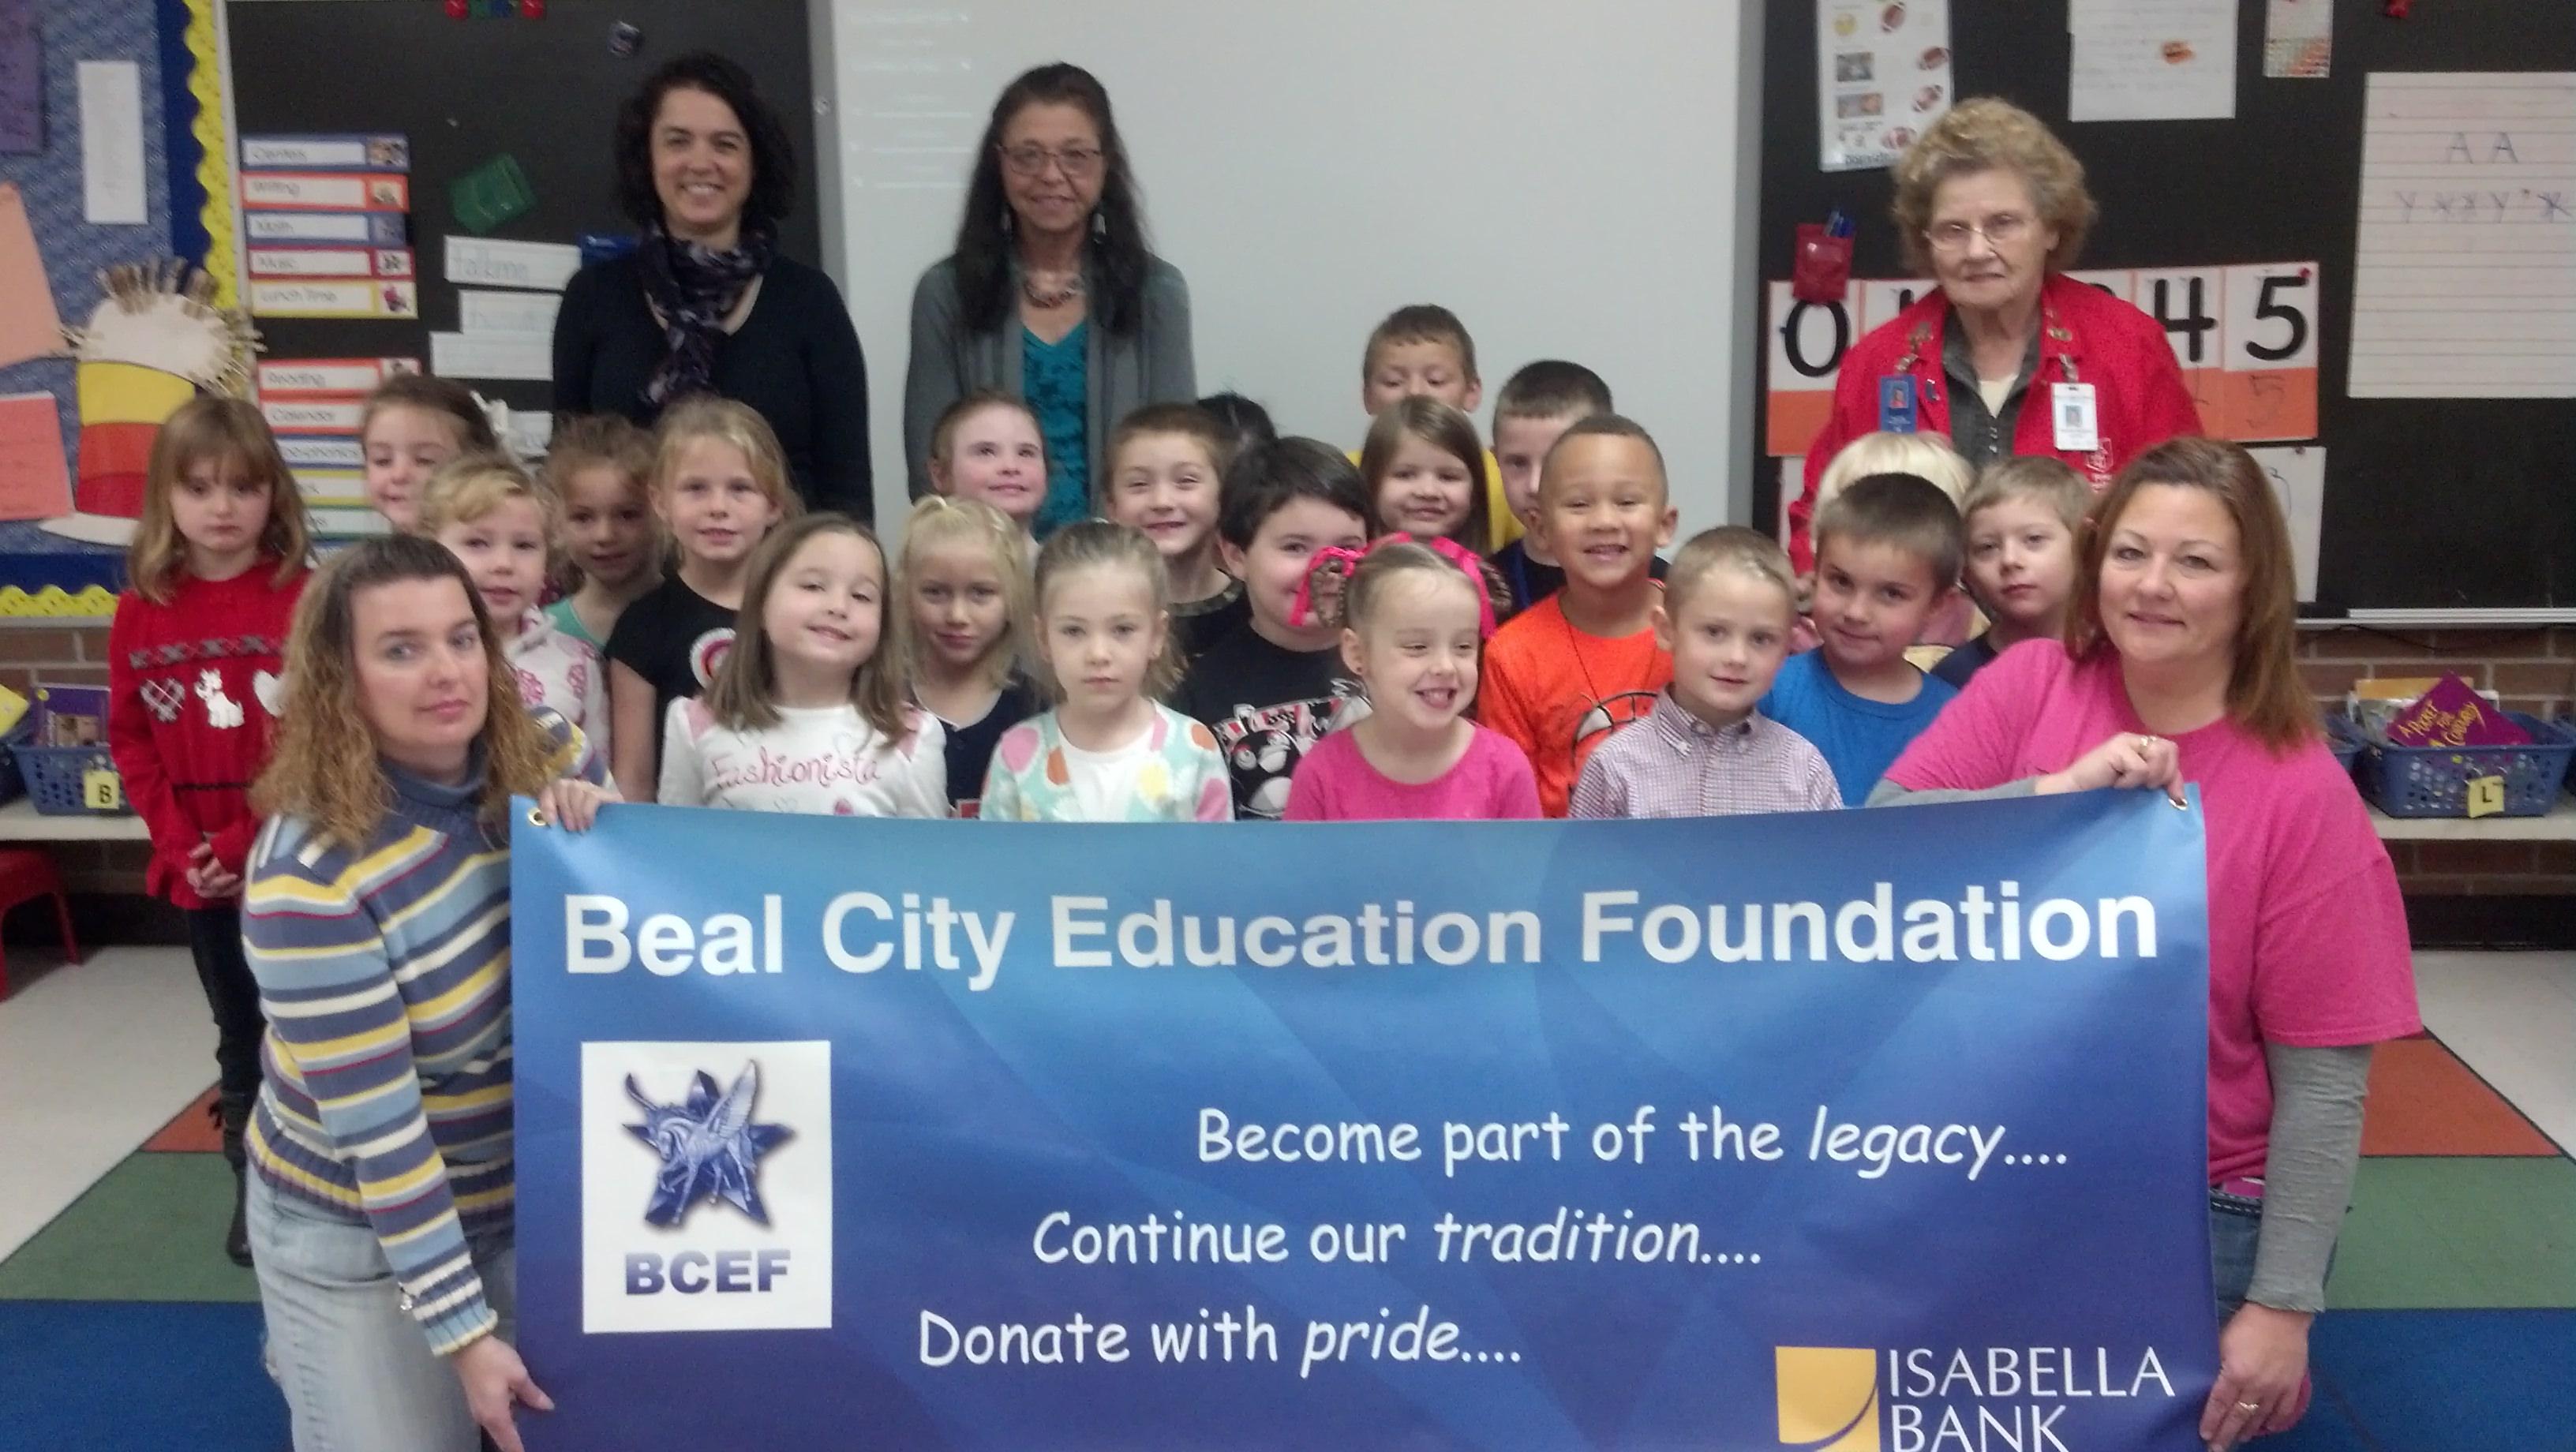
top-left (1002, 208), bottom-right (1015, 238)
top-left (1091, 209), bottom-right (1106, 240)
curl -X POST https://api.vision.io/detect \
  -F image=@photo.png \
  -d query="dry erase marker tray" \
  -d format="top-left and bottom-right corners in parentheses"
top-left (2354, 713), bottom-right (2576, 819)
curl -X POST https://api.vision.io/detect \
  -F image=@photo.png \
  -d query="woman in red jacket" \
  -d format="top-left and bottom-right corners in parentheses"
top-left (1789, 98), bottom-right (2201, 572)
top-left (107, 396), bottom-right (313, 1266)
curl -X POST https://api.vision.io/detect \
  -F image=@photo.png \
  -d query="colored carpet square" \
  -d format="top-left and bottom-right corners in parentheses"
top-left (2361, 1038), bottom-right (2560, 1157)
top-left (142, 1083), bottom-right (223, 1153)
top-left (0, 1300), bottom-right (284, 1452)
top-left (2308, 1308), bottom-right (2576, 1451)
top-left (0, 1152), bottom-right (255, 1302)
top-left (2327, 1157), bottom-right (2576, 1309)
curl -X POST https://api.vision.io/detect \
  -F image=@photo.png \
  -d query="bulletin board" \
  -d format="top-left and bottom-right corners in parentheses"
top-left (0, 0), bottom-right (205, 615)
top-left (220, 0), bottom-right (822, 423)
top-left (1753, 0), bottom-right (2574, 615)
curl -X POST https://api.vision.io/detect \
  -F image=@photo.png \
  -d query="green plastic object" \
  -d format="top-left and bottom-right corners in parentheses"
top-left (448, 154), bottom-right (536, 234)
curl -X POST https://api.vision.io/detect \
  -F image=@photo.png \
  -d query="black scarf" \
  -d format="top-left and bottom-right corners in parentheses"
top-left (638, 221), bottom-right (776, 409)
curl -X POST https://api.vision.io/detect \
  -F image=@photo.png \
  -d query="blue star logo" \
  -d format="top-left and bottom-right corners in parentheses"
top-left (623, 1062), bottom-right (793, 1228)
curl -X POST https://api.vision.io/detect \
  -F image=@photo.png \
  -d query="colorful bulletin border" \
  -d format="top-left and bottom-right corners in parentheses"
top-left (1764, 263), bottom-right (2323, 456)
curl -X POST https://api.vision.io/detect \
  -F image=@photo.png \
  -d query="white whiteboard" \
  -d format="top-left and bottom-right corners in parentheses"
top-left (819, 2), bottom-right (1765, 540)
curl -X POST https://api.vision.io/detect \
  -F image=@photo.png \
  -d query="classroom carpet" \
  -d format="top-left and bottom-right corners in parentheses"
top-left (0, 1035), bottom-right (2565, 1450)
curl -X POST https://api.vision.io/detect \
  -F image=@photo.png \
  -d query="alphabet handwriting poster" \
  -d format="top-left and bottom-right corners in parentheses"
top-left (2348, 73), bottom-right (2576, 399)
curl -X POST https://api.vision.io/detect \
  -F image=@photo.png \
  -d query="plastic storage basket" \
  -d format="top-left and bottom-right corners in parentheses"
top-left (14, 744), bottom-right (132, 817)
top-left (2324, 715), bottom-right (2365, 777)
top-left (2357, 713), bottom-right (2576, 818)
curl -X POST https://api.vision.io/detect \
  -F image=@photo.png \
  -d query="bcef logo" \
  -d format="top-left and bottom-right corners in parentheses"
top-left (1775, 1343), bottom-right (2178, 1450)
top-left (581, 1041), bottom-right (833, 1334)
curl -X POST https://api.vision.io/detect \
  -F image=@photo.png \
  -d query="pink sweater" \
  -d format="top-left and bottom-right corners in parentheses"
top-left (1284, 725), bottom-right (1541, 822)
top-left (1886, 640), bottom-right (2419, 1184)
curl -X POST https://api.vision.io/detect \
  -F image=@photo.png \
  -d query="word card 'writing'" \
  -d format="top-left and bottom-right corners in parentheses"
top-left (2349, 73), bottom-right (2576, 399)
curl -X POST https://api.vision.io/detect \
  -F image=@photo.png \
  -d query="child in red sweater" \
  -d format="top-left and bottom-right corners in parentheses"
top-left (106, 396), bottom-right (313, 1267)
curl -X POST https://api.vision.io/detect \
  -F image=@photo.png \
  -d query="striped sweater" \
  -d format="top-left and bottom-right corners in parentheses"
top-left (243, 712), bottom-right (593, 1355)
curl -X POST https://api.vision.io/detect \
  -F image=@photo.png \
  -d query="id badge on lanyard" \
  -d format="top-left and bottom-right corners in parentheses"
top-left (1878, 376), bottom-right (1919, 433)
top-left (2051, 382), bottom-right (2099, 452)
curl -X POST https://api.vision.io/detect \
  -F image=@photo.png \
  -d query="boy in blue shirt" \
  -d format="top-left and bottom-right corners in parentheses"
top-left (1760, 473), bottom-right (1964, 803)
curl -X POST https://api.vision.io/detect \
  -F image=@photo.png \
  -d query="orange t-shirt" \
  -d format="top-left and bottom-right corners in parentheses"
top-left (1477, 594), bottom-right (1672, 817)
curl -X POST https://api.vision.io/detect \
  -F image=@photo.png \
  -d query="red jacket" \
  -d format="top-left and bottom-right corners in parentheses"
top-left (107, 564), bottom-right (309, 908)
top-left (1789, 271), bottom-right (2203, 572)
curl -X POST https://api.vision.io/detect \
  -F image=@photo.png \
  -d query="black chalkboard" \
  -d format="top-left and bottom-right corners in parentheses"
top-left (223, 0), bottom-right (818, 420)
top-left (1754, 0), bottom-right (2573, 612)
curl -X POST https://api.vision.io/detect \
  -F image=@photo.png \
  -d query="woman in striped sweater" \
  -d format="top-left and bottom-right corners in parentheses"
top-left (244, 534), bottom-right (612, 1452)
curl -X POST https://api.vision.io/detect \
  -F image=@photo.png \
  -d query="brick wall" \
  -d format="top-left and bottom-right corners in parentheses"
top-left (2, 622), bottom-right (2569, 948)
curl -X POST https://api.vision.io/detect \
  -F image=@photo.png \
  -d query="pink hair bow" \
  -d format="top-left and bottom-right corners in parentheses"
top-left (1289, 533), bottom-right (1497, 639)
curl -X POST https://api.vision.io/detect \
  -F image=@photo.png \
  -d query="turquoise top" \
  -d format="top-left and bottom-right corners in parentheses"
top-left (1022, 321), bottom-right (1090, 537)
top-left (542, 597), bottom-right (604, 653)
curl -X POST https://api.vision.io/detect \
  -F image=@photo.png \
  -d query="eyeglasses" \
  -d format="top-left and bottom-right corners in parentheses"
top-left (1926, 212), bottom-right (2031, 252)
top-left (998, 144), bottom-right (1103, 179)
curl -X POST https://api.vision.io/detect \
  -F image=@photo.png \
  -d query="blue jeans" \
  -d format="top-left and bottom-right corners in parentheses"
top-left (2211, 1188), bottom-right (2263, 1321)
top-left (248, 1172), bottom-right (516, 1452)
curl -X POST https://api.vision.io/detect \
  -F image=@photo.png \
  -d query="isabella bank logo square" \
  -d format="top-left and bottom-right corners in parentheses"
top-left (580, 1040), bottom-right (832, 1334)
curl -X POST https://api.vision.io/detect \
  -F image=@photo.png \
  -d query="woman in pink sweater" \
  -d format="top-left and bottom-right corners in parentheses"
top-left (1874, 437), bottom-right (2417, 1452)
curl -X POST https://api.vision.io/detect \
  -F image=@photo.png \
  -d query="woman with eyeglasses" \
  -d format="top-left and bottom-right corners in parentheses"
top-left (554, 52), bottom-right (871, 520)
top-left (1786, 98), bottom-right (2200, 573)
top-left (904, 63), bottom-right (1196, 535)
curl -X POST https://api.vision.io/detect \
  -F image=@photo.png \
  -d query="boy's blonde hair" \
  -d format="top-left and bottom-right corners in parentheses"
top-left (1815, 431), bottom-right (1972, 510)
top-left (702, 513), bottom-right (911, 740)
top-left (1665, 526), bottom-right (1799, 617)
top-left (651, 395), bottom-right (801, 518)
top-left (1031, 520), bottom-right (1182, 701)
top-left (896, 494), bottom-right (1032, 690)
top-left (1961, 455), bottom-right (2091, 533)
top-left (1813, 473), bottom-right (1966, 589)
top-left (543, 414), bottom-right (653, 502)
top-left (126, 395), bottom-right (310, 604)
top-left (1363, 304), bottom-right (1477, 384)
top-left (419, 452), bottom-right (554, 539)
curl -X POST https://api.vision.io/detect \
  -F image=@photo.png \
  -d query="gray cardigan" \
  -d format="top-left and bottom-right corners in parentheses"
top-left (902, 253), bottom-right (1196, 500)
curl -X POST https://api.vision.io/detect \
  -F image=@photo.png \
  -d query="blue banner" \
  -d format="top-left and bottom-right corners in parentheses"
top-left (511, 791), bottom-right (2215, 1451)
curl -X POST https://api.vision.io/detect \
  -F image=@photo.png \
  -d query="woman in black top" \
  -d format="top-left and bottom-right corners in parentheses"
top-left (552, 52), bottom-right (871, 520)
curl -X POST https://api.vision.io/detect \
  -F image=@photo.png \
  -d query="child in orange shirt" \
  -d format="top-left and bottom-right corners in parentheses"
top-left (1478, 415), bottom-right (1678, 816)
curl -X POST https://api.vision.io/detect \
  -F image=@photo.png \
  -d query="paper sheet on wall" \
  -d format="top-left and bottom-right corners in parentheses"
top-left (429, 331), bottom-right (552, 382)
top-left (0, 393), bottom-right (73, 521)
top-left (0, 0), bottom-right (40, 154)
top-left (0, 183), bottom-right (64, 369)
top-left (1816, 0), bottom-right (1953, 172)
top-left (2247, 447), bottom-right (2324, 602)
top-left (75, 61), bottom-right (148, 225)
top-left (2263, 0), bottom-right (2332, 80)
top-left (2069, 0), bottom-right (2237, 122)
top-left (2349, 73), bottom-right (2576, 399)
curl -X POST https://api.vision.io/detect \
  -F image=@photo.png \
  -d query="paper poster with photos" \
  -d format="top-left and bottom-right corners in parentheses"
top-left (1818, 0), bottom-right (1953, 172)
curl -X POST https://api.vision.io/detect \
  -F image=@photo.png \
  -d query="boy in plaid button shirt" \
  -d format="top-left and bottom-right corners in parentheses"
top-left (1570, 526), bottom-right (1838, 818)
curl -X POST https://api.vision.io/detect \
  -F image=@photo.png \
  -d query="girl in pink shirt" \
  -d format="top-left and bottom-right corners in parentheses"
top-left (1874, 439), bottom-right (2417, 1452)
top-left (1284, 537), bottom-right (1539, 821)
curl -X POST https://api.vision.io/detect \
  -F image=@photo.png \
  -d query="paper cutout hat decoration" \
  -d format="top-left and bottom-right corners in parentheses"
top-left (42, 261), bottom-right (259, 547)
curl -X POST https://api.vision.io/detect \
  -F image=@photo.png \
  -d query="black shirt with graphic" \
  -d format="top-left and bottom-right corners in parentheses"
top-left (1172, 622), bottom-right (1369, 820)
top-left (605, 575), bottom-right (737, 783)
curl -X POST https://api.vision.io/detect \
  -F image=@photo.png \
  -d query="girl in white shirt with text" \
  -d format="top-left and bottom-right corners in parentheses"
top-left (658, 513), bottom-right (949, 818)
